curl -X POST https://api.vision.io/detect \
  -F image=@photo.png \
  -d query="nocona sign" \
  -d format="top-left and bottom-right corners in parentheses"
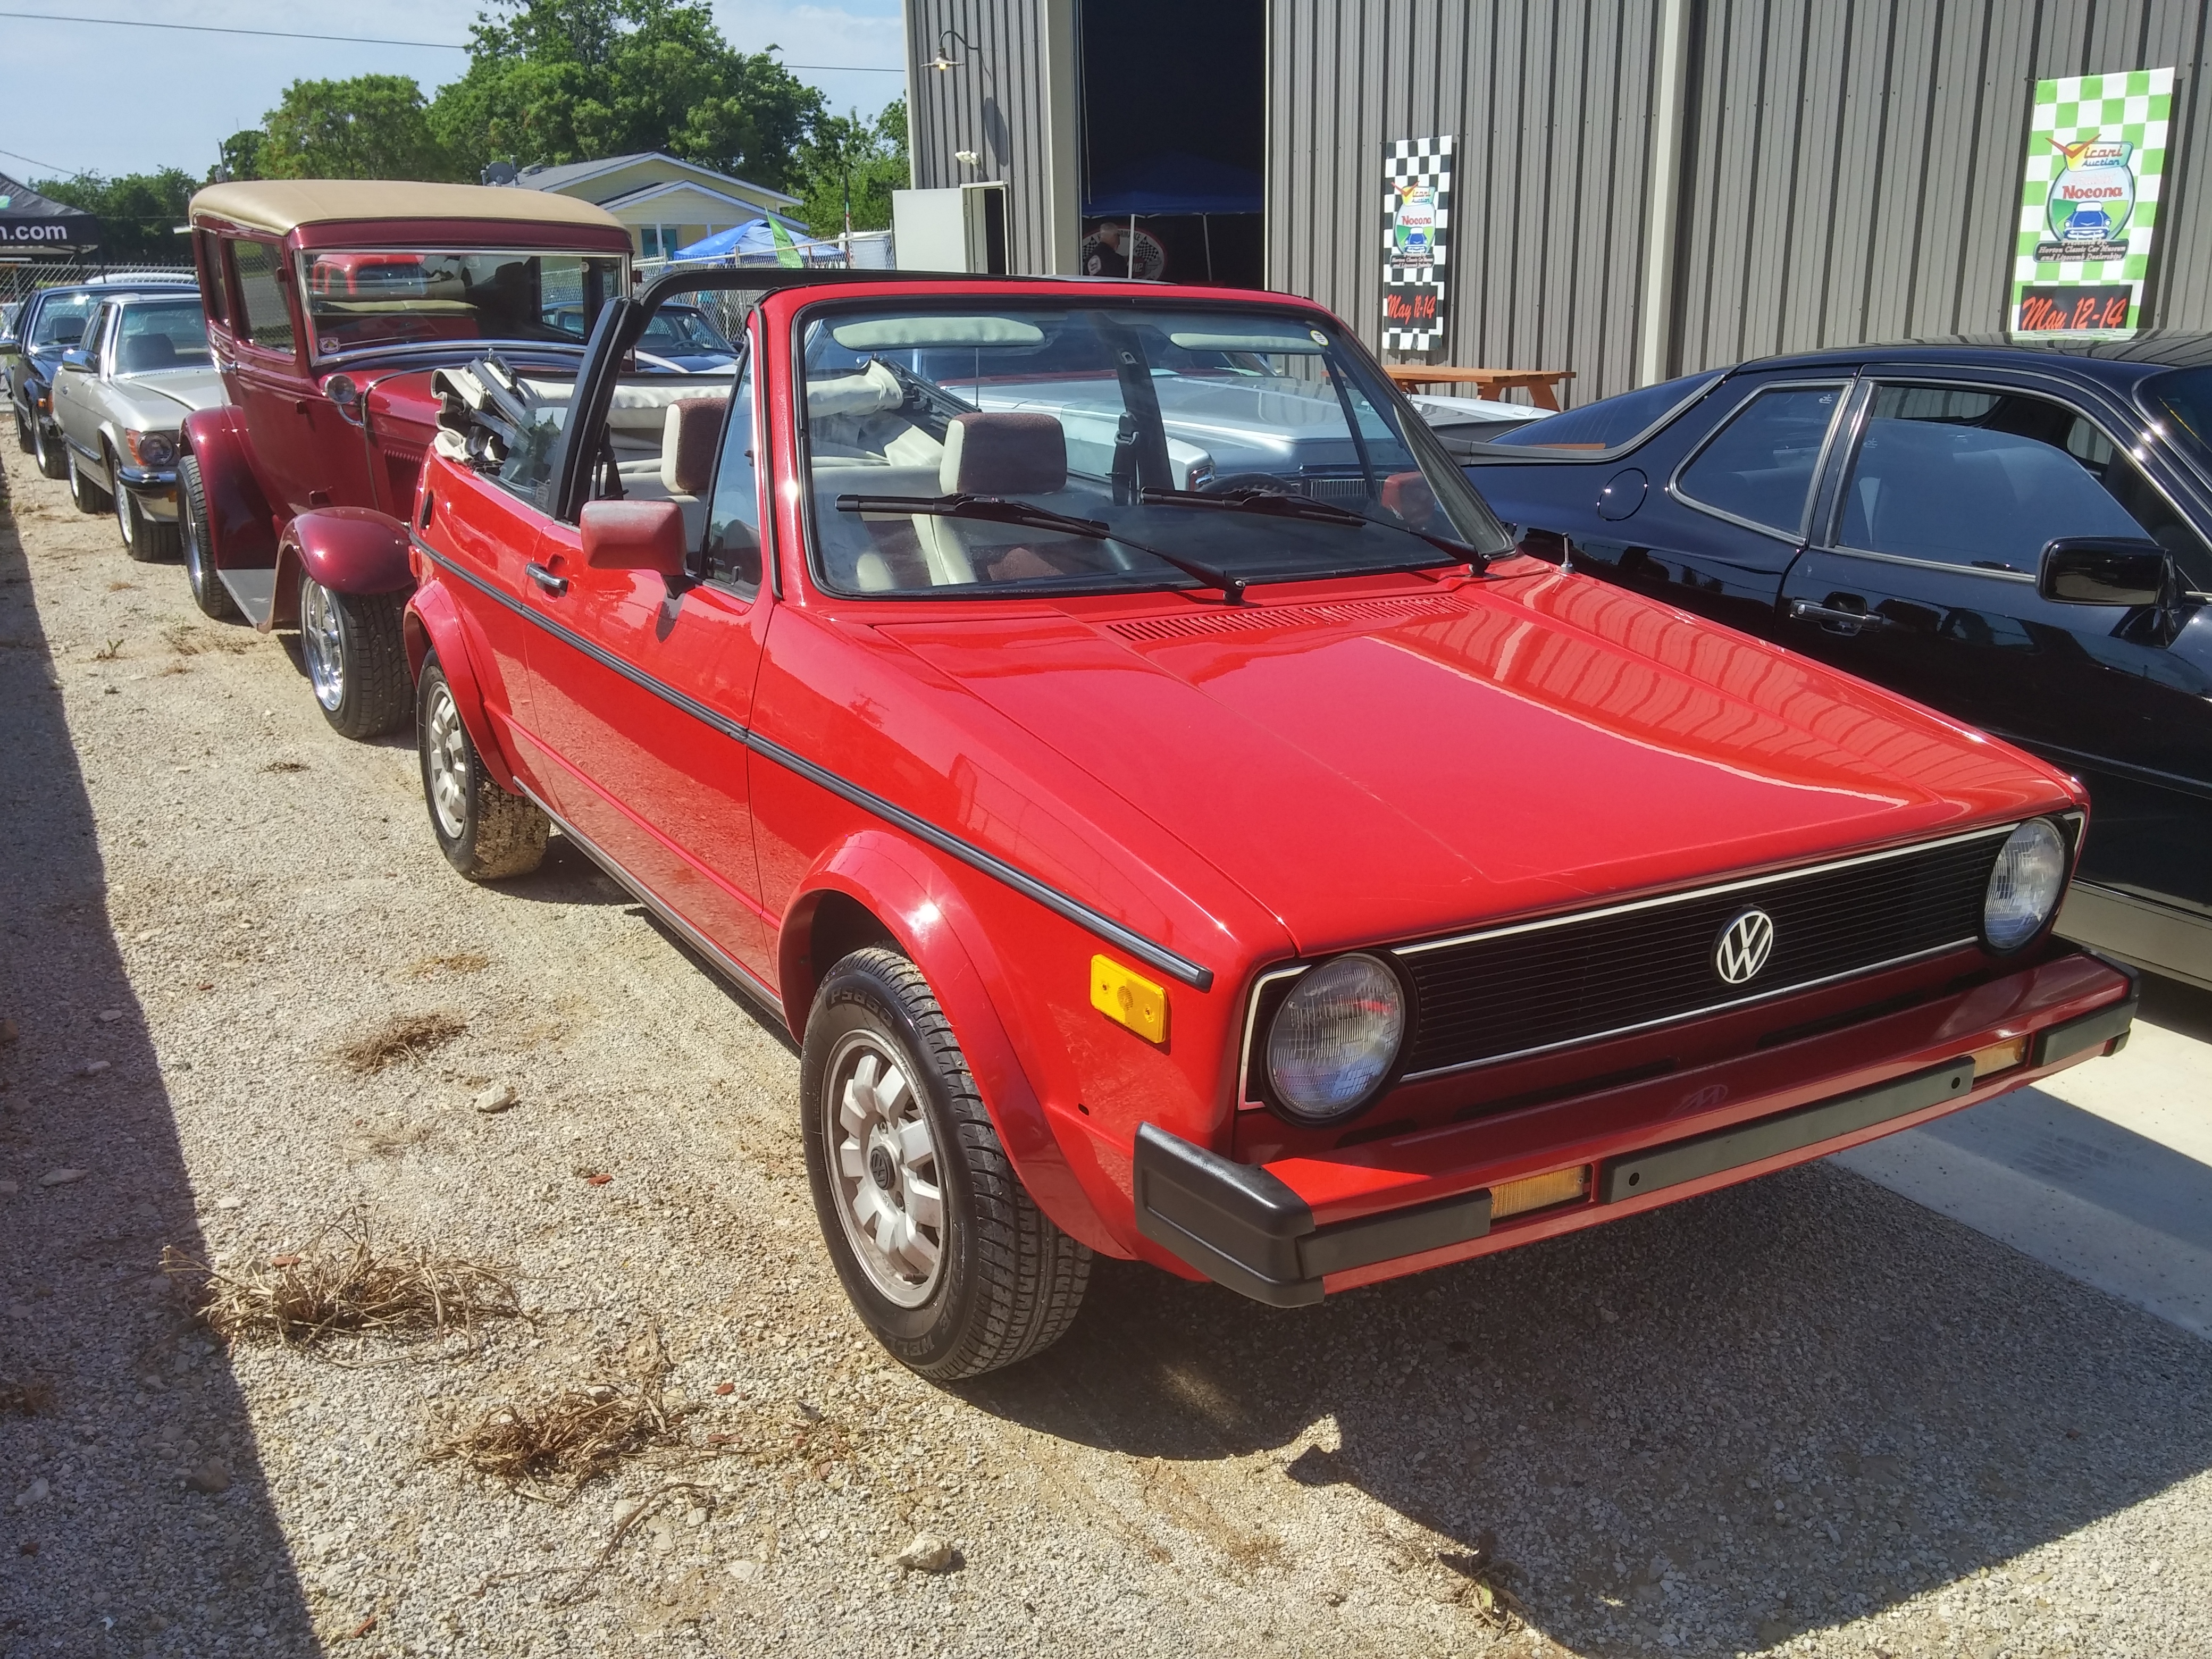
top-left (2010, 68), bottom-right (2172, 336)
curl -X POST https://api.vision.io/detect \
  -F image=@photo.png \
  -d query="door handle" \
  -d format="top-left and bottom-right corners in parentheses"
top-left (526, 562), bottom-right (569, 597)
top-left (1789, 599), bottom-right (1889, 632)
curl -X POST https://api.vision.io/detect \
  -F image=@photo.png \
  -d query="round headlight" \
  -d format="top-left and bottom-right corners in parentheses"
top-left (135, 432), bottom-right (177, 467)
top-left (1266, 953), bottom-right (1406, 1122)
top-left (1983, 818), bottom-right (2068, 951)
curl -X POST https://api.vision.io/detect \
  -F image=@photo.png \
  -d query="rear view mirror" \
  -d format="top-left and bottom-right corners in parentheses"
top-left (580, 499), bottom-right (687, 577)
top-left (2038, 537), bottom-right (2169, 607)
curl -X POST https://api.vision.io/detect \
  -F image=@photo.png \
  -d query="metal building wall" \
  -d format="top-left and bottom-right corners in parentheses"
top-left (903, 0), bottom-right (1060, 274)
top-left (1671, 0), bottom-right (2212, 377)
top-left (1268, 0), bottom-right (1665, 403)
top-left (1267, 0), bottom-right (2212, 404)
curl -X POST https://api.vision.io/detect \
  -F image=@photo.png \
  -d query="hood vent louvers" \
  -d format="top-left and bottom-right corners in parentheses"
top-left (1106, 594), bottom-right (1467, 643)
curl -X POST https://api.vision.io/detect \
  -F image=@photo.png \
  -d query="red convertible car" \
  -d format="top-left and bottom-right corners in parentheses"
top-left (386, 270), bottom-right (2134, 1379)
top-left (178, 181), bottom-right (635, 736)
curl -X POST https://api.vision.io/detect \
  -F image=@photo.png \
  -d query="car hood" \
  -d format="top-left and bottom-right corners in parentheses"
top-left (878, 565), bottom-right (2073, 954)
top-left (115, 368), bottom-right (228, 418)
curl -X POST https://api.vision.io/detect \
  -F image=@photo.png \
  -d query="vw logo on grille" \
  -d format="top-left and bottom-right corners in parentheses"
top-left (1713, 908), bottom-right (1777, 985)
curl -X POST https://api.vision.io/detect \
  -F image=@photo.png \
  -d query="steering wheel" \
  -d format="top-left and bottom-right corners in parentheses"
top-left (1199, 472), bottom-right (1300, 496)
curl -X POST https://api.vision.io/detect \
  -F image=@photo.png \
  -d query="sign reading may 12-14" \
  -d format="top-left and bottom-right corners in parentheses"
top-left (1382, 136), bottom-right (1453, 351)
top-left (2012, 68), bottom-right (2172, 334)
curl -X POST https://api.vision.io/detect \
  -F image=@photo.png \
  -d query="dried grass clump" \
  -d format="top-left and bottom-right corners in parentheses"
top-left (338, 1010), bottom-right (468, 1074)
top-left (163, 1208), bottom-right (518, 1348)
top-left (0, 1378), bottom-right (54, 1417)
top-left (431, 1335), bottom-right (688, 1502)
top-left (407, 951), bottom-right (491, 978)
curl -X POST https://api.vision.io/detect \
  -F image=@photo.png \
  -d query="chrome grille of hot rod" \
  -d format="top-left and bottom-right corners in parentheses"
top-left (1390, 826), bottom-right (2022, 1080)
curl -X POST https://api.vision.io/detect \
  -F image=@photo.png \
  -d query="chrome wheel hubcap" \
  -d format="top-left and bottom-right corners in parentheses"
top-left (181, 491), bottom-right (206, 593)
top-left (114, 477), bottom-right (132, 545)
top-left (824, 1032), bottom-right (944, 1306)
top-left (300, 579), bottom-right (345, 711)
top-left (424, 682), bottom-right (470, 840)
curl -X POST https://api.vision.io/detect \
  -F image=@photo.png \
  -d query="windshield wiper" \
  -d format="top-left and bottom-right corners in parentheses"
top-left (1140, 485), bottom-right (1371, 526)
top-left (834, 492), bottom-right (1251, 602)
top-left (1140, 485), bottom-right (1502, 575)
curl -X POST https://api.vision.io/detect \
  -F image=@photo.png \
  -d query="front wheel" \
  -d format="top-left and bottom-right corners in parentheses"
top-left (67, 448), bottom-right (110, 514)
top-left (299, 569), bottom-right (410, 739)
top-left (417, 658), bottom-right (548, 881)
top-left (31, 413), bottom-right (65, 479)
top-left (178, 455), bottom-right (241, 621)
top-left (12, 400), bottom-right (30, 455)
top-left (803, 948), bottom-right (1091, 1380)
top-left (112, 453), bottom-right (177, 562)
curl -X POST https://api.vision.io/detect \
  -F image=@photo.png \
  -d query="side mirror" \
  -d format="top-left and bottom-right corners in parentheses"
top-left (580, 499), bottom-right (687, 577)
top-left (2037, 537), bottom-right (2170, 607)
top-left (59, 348), bottom-right (93, 373)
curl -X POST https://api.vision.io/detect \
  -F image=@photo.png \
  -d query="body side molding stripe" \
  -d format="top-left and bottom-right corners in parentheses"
top-left (414, 537), bottom-right (1216, 991)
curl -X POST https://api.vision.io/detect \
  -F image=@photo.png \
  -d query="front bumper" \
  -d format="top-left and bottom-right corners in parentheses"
top-left (1136, 950), bottom-right (2136, 1306)
top-left (118, 465), bottom-right (180, 519)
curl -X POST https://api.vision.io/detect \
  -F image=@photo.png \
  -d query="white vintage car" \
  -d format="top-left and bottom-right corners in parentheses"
top-left (50, 291), bottom-right (225, 560)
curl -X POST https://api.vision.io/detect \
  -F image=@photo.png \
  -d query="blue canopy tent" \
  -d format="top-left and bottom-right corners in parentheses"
top-left (671, 217), bottom-right (840, 266)
top-left (1081, 152), bottom-right (1263, 283)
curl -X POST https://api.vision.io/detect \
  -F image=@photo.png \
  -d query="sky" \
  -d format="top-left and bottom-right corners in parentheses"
top-left (0, 1), bottom-right (908, 185)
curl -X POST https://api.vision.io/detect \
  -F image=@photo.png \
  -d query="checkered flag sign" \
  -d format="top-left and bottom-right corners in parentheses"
top-left (1382, 136), bottom-right (1454, 351)
top-left (2011, 68), bottom-right (2173, 334)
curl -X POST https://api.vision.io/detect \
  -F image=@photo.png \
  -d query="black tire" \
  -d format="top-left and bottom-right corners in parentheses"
top-left (31, 411), bottom-right (65, 479)
top-left (178, 455), bottom-right (242, 621)
top-left (802, 948), bottom-right (1091, 1380)
top-left (111, 449), bottom-right (178, 562)
top-left (299, 569), bottom-right (411, 740)
top-left (417, 658), bottom-right (549, 881)
top-left (12, 400), bottom-right (30, 455)
top-left (67, 447), bottom-right (110, 514)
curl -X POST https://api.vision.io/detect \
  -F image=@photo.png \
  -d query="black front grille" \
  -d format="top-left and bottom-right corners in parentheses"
top-left (1396, 831), bottom-right (2008, 1078)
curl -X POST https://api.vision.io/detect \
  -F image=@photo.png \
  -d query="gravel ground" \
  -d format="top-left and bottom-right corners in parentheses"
top-left (2, 433), bottom-right (2209, 1659)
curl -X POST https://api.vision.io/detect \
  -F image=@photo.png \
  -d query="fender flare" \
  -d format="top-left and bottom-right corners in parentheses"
top-left (178, 407), bottom-right (278, 572)
top-left (781, 835), bottom-right (1128, 1259)
top-left (403, 578), bottom-right (523, 793)
top-left (265, 507), bottom-right (414, 632)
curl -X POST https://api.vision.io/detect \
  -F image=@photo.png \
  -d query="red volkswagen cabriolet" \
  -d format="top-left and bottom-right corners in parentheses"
top-left (377, 270), bottom-right (2133, 1379)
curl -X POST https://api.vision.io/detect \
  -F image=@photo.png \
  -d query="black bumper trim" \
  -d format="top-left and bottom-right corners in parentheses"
top-left (1133, 1122), bottom-right (1493, 1306)
top-left (2031, 993), bottom-right (2138, 1068)
top-left (1598, 1058), bottom-right (1975, 1204)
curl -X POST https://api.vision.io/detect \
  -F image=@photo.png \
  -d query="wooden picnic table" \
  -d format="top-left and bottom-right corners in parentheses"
top-left (1382, 365), bottom-right (1575, 410)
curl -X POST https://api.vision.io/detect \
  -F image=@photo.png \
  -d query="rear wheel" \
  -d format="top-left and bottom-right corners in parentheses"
top-left (417, 658), bottom-right (548, 881)
top-left (67, 448), bottom-right (110, 514)
top-left (299, 569), bottom-right (410, 739)
top-left (111, 450), bottom-right (177, 562)
top-left (803, 948), bottom-right (1091, 1380)
top-left (178, 455), bottom-right (241, 621)
top-left (12, 400), bottom-right (30, 454)
top-left (31, 412), bottom-right (65, 479)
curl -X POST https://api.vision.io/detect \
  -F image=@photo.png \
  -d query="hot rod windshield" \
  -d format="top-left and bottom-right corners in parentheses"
top-left (799, 301), bottom-right (1513, 598)
top-left (300, 249), bottom-right (625, 364)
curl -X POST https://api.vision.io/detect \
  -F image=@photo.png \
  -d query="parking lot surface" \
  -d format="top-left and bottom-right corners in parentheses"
top-left (2, 436), bottom-right (2208, 1658)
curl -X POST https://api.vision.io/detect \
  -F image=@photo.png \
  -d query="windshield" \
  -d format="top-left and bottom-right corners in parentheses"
top-left (115, 299), bottom-right (211, 371)
top-left (300, 249), bottom-right (625, 362)
top-left (800, 302), bottom-right (1512, 598)
top-left (30, 292), bottom-right (100, 349)
top-left (2144, 366), bottom-right (2212, 475)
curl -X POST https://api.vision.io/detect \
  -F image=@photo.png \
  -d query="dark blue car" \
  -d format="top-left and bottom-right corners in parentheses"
top-left (1467, 334), bottom-right (2212, 992)
top-left (6, 274), bottom-right (197, 481)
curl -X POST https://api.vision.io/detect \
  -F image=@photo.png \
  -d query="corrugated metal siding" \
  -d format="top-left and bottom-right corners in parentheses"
top-left (1266, 0), bottom-right (1661, 404)
top-left (904, 0), bottom-right (1057, 272)
top-left (1261, 0), bottom-right (2212, 404)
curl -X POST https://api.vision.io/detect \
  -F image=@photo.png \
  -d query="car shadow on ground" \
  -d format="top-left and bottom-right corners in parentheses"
top-left (961, 1159), bottom-right (2212, 1654)
top-left (0, 479), bottom-right (315, 1650)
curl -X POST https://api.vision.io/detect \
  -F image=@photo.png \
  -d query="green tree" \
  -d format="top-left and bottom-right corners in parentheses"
top-left (259, 74), bottom-right (458, 181)
top-left (215, 130), bottom-right (268, 183)
top-left (429, 0), bottom-right (824, 188)
top-left (30, 170), bottom-right (199, 266)
top-left (794, 100), bottom-right (908, 240)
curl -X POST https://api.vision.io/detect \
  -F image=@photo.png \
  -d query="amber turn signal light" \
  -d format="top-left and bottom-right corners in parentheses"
top-left (1970, 1037), bottom-right (2029, 1079)
top-left (1489, 1164), bottom-right (1590, 1220)
top-left (1091, 956), bottom-right (1167, 1044)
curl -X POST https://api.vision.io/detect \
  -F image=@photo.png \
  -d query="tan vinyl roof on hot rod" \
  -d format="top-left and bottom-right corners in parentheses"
top-left (189, 180), bottom-right (628, 238)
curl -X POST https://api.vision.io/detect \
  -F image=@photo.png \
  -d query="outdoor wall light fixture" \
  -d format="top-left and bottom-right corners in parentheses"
top-left (930, 29), bottom-right (976, 71)
top-left (954, 150), bottom-right (981, 167)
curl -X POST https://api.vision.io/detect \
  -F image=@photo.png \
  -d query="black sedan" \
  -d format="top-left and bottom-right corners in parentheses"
top-left (6, 275), bottom-right (196, 480)
top-left (1468, 334), bottom-right (2212, 992)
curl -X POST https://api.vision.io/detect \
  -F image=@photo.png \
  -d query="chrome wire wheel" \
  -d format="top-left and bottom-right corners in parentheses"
top-left (823, 1030), bottom-right (945, 1308)
top-left (112, 471), bottom-right (134, 549)
top-left (300, 577), bottom-right (346, 711)
top-left (180, 492), bottom-right (206, 591)
top-left (423, 676), bottom-right (471, 841)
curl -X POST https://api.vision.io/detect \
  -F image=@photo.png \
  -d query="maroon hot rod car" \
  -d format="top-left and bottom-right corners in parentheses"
top-left (177, 181), bottom-right (638, 735)
top-left (366, 269), bottom-right (2135, 1379)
